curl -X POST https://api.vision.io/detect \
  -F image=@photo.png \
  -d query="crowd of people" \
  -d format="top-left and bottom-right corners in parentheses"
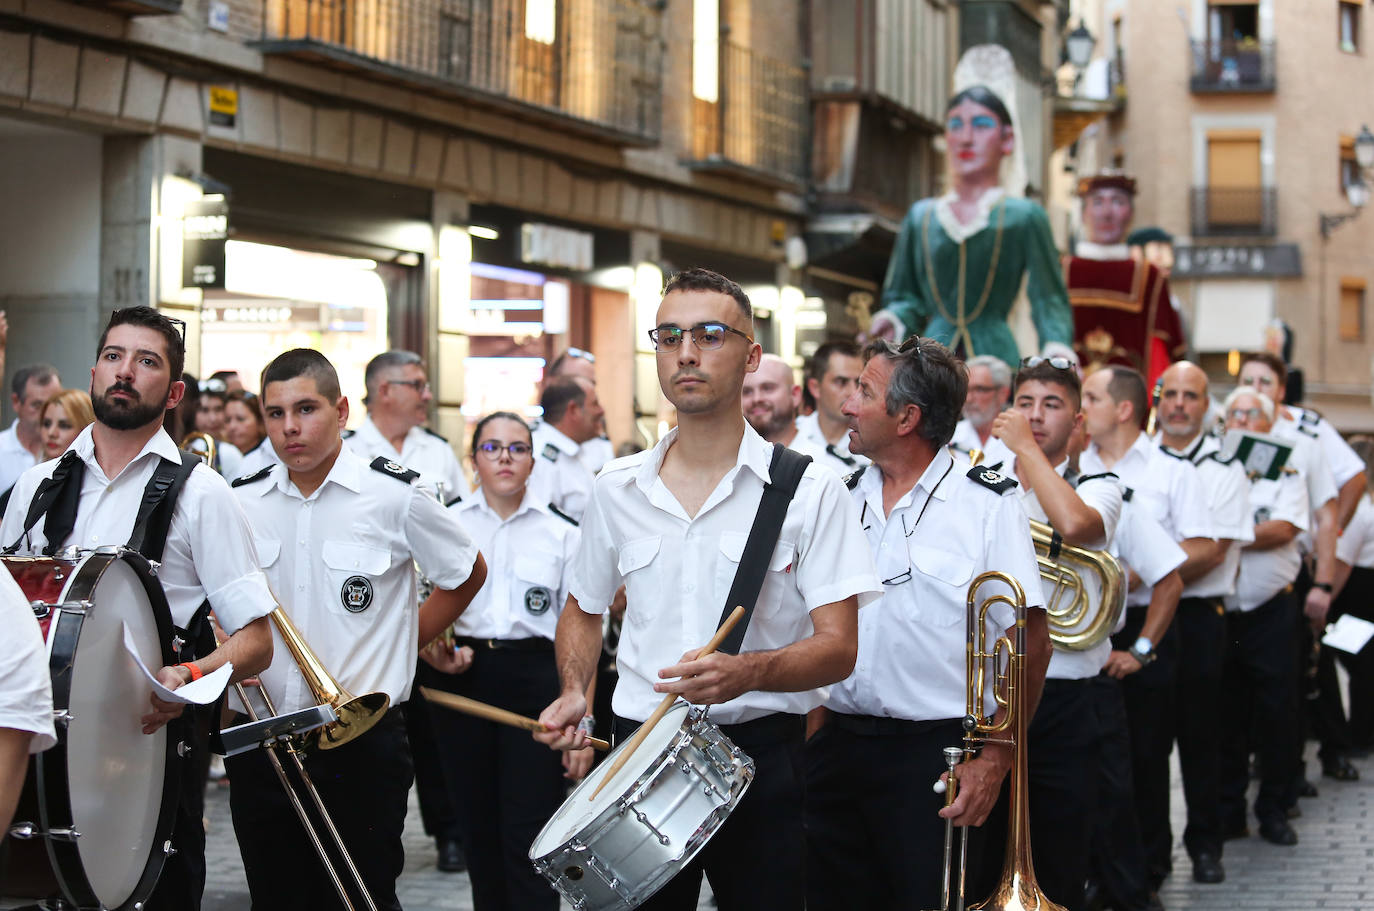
top-left (0, 268), bottom-right (1370, 911)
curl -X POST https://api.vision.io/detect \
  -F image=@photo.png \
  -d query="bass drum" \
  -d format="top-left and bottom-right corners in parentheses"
top-left (0, 548), bottom-right (181, 911)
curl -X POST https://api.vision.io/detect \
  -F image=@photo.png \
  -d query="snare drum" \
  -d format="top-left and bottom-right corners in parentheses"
top-left (529, 702), bottom-right (754, 911)
top-left (0, 549), bottom-right (181, 911)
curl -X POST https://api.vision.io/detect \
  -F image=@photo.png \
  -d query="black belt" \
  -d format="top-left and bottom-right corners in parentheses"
top-left (455, 636), bottom-right (554, 653)
top-left (829, 713), bottom-right (961, 738)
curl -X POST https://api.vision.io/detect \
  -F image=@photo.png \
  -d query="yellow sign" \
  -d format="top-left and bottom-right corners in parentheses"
top-left (208, 86), bottom-right (237, 127)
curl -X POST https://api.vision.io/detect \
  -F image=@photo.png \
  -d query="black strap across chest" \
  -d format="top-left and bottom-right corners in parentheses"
top-left (715, 443), bottom-right (812, 656)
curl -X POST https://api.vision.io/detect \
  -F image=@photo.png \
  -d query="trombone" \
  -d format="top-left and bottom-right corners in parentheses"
top-left (218, 602), bottom-right (390, 910)
top-left (932, 571), bottom-right (1065, 911)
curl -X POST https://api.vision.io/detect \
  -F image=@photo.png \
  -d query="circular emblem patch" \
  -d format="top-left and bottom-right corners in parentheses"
top-left (1254, 506), bottom-right (1272, 525)
top-left (980, 470), bottom-right (1003, 483)
top-left (524, 586), bottom-right (553, 615)
top-left (341, 575), bottom-right (374, 613)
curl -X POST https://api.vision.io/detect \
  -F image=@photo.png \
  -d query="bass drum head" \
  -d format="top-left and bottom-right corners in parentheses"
top-left (63, 553), bottom-right (174, 907)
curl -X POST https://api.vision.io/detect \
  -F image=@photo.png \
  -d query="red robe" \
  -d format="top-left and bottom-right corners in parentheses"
top-left (1063, 255), bottom-right (1185, 388)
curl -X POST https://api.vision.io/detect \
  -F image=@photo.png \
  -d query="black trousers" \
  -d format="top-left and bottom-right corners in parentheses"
top-left (1335, 566), bottom-right (1374, 747)
top-left (975, 679), bottom-right (1098, 911)
top-left (226, 708), bottom-right (413, 911)
top-left (1294, 566), bottom-right (1352, 766)
top-left (427, 645), bottom-right (564, 911)
top-left (806, 715), bottom-right (984, 911)
top-left (616, 712), bottom-right (806, 911)
top-left (403, 660), bottom-right (463, 844)
top-left (1087, 675), bottom-right (1153, 911)
top-left (1172, 597), bottom-right (1227, 859)
top-left (1220, 591), bottom-right (1299, 826)
top-left (145, 704), bottom-right (210, 911)
top-left (1111, 607), bottom-right (1179, 888)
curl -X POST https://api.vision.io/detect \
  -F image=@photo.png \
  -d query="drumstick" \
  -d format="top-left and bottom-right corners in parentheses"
top-left (420, 687), bottom-right (611, 751)
top-left (590, 606), bottom-right (746, 800)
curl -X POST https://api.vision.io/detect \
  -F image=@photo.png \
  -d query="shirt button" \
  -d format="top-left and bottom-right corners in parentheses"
top-left (684, 583), bottom-right (695, 593)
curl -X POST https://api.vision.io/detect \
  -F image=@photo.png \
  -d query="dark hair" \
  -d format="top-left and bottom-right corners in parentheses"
top-left (1240, 351), bottom-right (1288, 389)
top-left (541, 376), bottom-right (588, 424)
top-left (97, 307), bottom-right (185, 382)
top-left (210, 369), bottom-right (240, 384)
top-left (862, 337), bottom-right (967, 448)
top-left (1014, 361), bottom-right (1082, 409)
top-left (946, 86), bottom-right (1012, 128)
top-left (226, 389), bottom-right (266, 433)
top-left (11, 363), bottom-right (58, 401)
top-left (470, 411), bottom-right (531, 457)
top-left (1102, 365), bottom-right (1148, 424)
top-left (662, 268), bottom-right (753, 323)
top-left (261, 349), bottom-right (342, 403)
top-left (806, 340), bottom-right (862, 387)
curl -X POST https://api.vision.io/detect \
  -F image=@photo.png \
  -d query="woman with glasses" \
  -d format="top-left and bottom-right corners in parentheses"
top-left (424, 411), bottom-right (588, 911)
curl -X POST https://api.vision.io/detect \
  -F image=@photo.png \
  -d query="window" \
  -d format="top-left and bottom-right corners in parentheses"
top-left (1207, 129), bottom-right (1264, 228)
top-left (1340, 278), bottom-right (1366, 341)
top-left (1340, 0), bottom-right (1361, 53)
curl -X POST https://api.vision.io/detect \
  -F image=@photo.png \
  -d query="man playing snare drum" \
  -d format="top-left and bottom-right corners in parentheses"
top-left (536, 268), bottom-right (881, 911)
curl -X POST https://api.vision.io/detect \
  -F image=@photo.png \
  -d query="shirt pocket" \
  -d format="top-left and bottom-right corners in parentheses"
top-left (514, 553), bottom-right (563, 618)
top-left (255, 538), bottom-right (282, 569)
top-left (714, 532), bottom-right (797, 623)
top-left (321, 540), bottom-right (393, 616)
top-left (907, 542), bottom-right (976, 627)
top-left (616, 535), bottom-right (662, 630)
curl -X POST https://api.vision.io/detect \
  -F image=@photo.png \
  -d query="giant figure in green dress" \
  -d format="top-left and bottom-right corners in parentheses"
top-left (869, 83), bottom-right (1074, 368)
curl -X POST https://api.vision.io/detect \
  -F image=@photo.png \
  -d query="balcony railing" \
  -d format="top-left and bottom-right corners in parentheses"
top-left (79, 0), bottom-right (182, 13)
top-left (688, 41), bottom-right (808, 187)
top-left (1190, 186), bottom-right (1278, 237)
top-left (253, 0), bottom-right (663, 144)
top-left (1189, 39), bottom-right (1276, 92)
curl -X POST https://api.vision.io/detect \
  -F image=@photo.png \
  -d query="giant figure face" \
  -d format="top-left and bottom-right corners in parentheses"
top-left (945, 94), bottom-right (1014, 189)
top-left (1083, 187), bottom-right (1135, 246)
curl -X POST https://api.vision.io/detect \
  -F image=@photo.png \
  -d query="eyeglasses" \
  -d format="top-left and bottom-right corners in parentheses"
top-left (387, 379), bottom-right (430, 393)
top-left (199, 378), bottom-right (227, 394)
top-left (1020, 355), bottom-right (1076, 371)
top-left (566, 347), bottom-right (596, 363)
top-left (968, 384), bottom-right (1003, 395)
top-left (1228, 407), bottom-right (1265, 421)
top-left (476, 440), bottom-right (533, 460)
top-left (648, 322), bottom-right (754, 351)
top-left (110, 308), bottom-right (187, 346)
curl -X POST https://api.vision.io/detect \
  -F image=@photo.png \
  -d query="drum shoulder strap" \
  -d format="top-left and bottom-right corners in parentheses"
top-left (4, 450), bottom-right (86, 556)
top-left (716, 444), bottom-right (812, 656)
top-left (127, 451), bottom-right (201, 564)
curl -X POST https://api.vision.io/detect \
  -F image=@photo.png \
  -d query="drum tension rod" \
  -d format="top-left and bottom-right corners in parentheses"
top-left (8, 822), bottom-right (81, 841)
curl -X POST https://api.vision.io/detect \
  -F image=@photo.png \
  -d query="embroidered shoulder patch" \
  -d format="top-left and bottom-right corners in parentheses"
top-left (967, 466), bottom-right (1017, 494)
top-left (370, 456), bottom-right (420, 484)
top-left (541, 443), bottom-right (560, 463)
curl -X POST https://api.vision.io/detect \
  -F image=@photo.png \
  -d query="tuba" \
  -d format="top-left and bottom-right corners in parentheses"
top-left (1030, 520), bottom-right (1125, 650)
top-left (180, 431), bottom-right (218, 472)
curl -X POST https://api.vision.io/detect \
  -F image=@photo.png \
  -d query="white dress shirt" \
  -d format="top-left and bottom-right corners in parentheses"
top-left (1002, 457), bottom-right (1122, 680)
top-left (529, 423), bottom-right (595, 521)
top-left (578, 436), bottom-right (615, 475)
top-left (1229, 470), bottom-right (1310, 612)
top-left (344, 415), bottom-right (470, 503)
top-left (0, 568), bottom-right (55, 753)
top-left (0, 426), bottom-right (274, 633)
top-left (1337, 495), bottom-right (1374, 569)
top-left (232, 447), bottom-right (480, 713)
top-left (1276, 407), bottom-right (1364, 488)
top-left (0, 420), bottom-right (39, 494)
top-left (1113, 505), bottom-right (1186, 599)
top-left (449, 489), bottom-right (579, 641)
top-left (826, 450), bottom-right (1045, 720)
top-left (1157, 434), bottom-right (1253, 599)
top-left (793, 412), bottom-right (870, 477)
top-left (569, 424), bottom-right (881, 724)
top-left (236, 437), bottom-right (281, 478)
top-left (949, 419), bottom-right (986, 455)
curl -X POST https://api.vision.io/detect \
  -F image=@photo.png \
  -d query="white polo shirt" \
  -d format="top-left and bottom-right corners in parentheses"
top-left (0, 420), bottom-right (39, 494)
top-left (1156, 434), bottom-right (1253, 599)
top-left (826, 450), bottom-right (1045, 721)
top-left (793, 411), bottom-right (870, 477)
top-left (232, 447), bottom-right (480, 712)
top-left (1229, 470), bottom-right (1310, 612)
top-left (529, 422), bottom-right (595, 521)
top-left (1001, 458), bottom-right (1122, 680)
top-left (449, 489), bottom-right (579, 641)
top-left (0, 568), bottom-right (55, 753)
top-left (0, 426), bottom-right (274, 634)
top-left (344, 416), bottom-right (470, 503)
top-left (1337, 495), bottom-right (1374, 569)
top-left (569, 424), bottom-right (881, 725)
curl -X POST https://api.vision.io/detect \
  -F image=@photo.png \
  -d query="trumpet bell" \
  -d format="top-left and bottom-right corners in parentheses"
top-left (317, 691), bottom-right (391, 749)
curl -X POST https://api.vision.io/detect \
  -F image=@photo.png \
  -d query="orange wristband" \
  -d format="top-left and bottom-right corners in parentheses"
top-left (178, 662), bottom-right (204, 682)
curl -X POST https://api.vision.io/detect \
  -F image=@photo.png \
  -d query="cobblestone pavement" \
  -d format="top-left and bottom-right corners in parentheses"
top-left (194, 744), bottom-right (1374, 911)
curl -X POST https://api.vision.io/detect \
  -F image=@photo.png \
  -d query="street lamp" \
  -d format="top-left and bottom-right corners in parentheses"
top-left (1320, 126), bottom-right (1374, 238)
top-left (1356, 124), bottom-right (1374, 169)
top-left (1065, 22), bottom-right (1096, 72)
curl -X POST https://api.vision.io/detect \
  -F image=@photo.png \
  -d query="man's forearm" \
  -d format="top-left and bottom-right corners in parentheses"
top-left (1177, 537), bottom-right (1222, 583)
top-left (203, 615), bottom-right (272, 684)
top-left (1338, 474), bottom-right (1365, 530)
top-left (741, 598), bottom-right (858, 693)
top-left (418, 553), bottom-right (488, 646)
top-left (554, 597), bottom-right (604, 696)
top-left (1139, 571), bottom-right (1182, 646)
top-left (1314, 501), bottom-right (1339, 583)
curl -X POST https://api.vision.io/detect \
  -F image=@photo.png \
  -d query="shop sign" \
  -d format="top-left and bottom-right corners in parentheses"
top-left (208, 86), bottom-right (238, 128)
top-left (1173, 243), bottom-right (1302, 279)
top-left (521, 222), bottom-right (594, 272)
top-left (182, 199), bottom-right (228, 290)
top-left (203, 305), bottom-right (298, 324)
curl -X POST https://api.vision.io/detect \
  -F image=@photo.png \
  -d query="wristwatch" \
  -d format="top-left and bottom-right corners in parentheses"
top-left (1313, 582), bottom-right (1334, 594)
top-left (1128, 636), bottom-right (1156, 667)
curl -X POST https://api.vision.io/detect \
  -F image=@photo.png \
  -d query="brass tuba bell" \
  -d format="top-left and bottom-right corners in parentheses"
top-left (1030, 519), bottom-right (1126, 651)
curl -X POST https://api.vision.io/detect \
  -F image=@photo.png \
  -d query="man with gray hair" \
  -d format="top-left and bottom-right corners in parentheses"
top-left (950, 354), bottom-right (1011, 458)
top-left (344, 350), bottom-right (468, 502)
top-left (0, 363), bottom-right (60, 493)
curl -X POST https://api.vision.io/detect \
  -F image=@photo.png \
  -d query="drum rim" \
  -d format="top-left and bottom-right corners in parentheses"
top-left (25, 550), bottom-right (183, 911)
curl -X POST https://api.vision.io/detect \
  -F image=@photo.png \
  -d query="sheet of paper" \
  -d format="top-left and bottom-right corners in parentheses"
top-left (123, 621), bottom-right (233, 704)
top-left (1322, 614), bottom-right (1374, 656)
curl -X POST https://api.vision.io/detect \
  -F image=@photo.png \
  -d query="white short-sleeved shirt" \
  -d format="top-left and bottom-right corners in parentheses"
top-left (0, 420), bottom-right (39, 495)
top-left (1157, 434), bottom-right (1254, 598)
top-left (0, 426), bottom-right (275, 634)
top-left (578, 436), bottom-right (615, 475)
top-left (1002, 458), bottom-right (1122, 680)
top-left (569, 424), bottom-right (881, 725)
top-left (826, 450), bottom-right (1045, 720)
top-left (1229, 471), bottom-right (1310, 612)
top-left (1337, 495), bottom-right (1374, 569)
top-left (1277, 408), bottom-right (1364, 489)
top-left (344, 416), bottom-right (470, 503)
top-left (529, 423), bottom-right (595, 522)
top-left (449, 489), bottom-right (578, 641)
top-left (0, 568), bottom-right (55, 753)
top-left (793, 412), bottom-right (870, 478)
top-left (237, 437), bottom-right (281, 478)
top-left (949, 419), bottom-right (985, 455)
top-left (232, 447), bottom-right (480, 712)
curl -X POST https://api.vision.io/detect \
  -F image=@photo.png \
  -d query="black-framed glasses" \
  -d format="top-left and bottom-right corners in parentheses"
top-left (567, 347), bottom-right (596, 363)
top-left (647, 322), bottom-right (754, 351)
top-left (387, 379), bottom-right (431, 393)
top-left (110, 307), bottom-right (186, 346)
top-left (476, 440), bottom-right (533, 460)
top-left (1020, 355), bottom-right (1075, 371)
